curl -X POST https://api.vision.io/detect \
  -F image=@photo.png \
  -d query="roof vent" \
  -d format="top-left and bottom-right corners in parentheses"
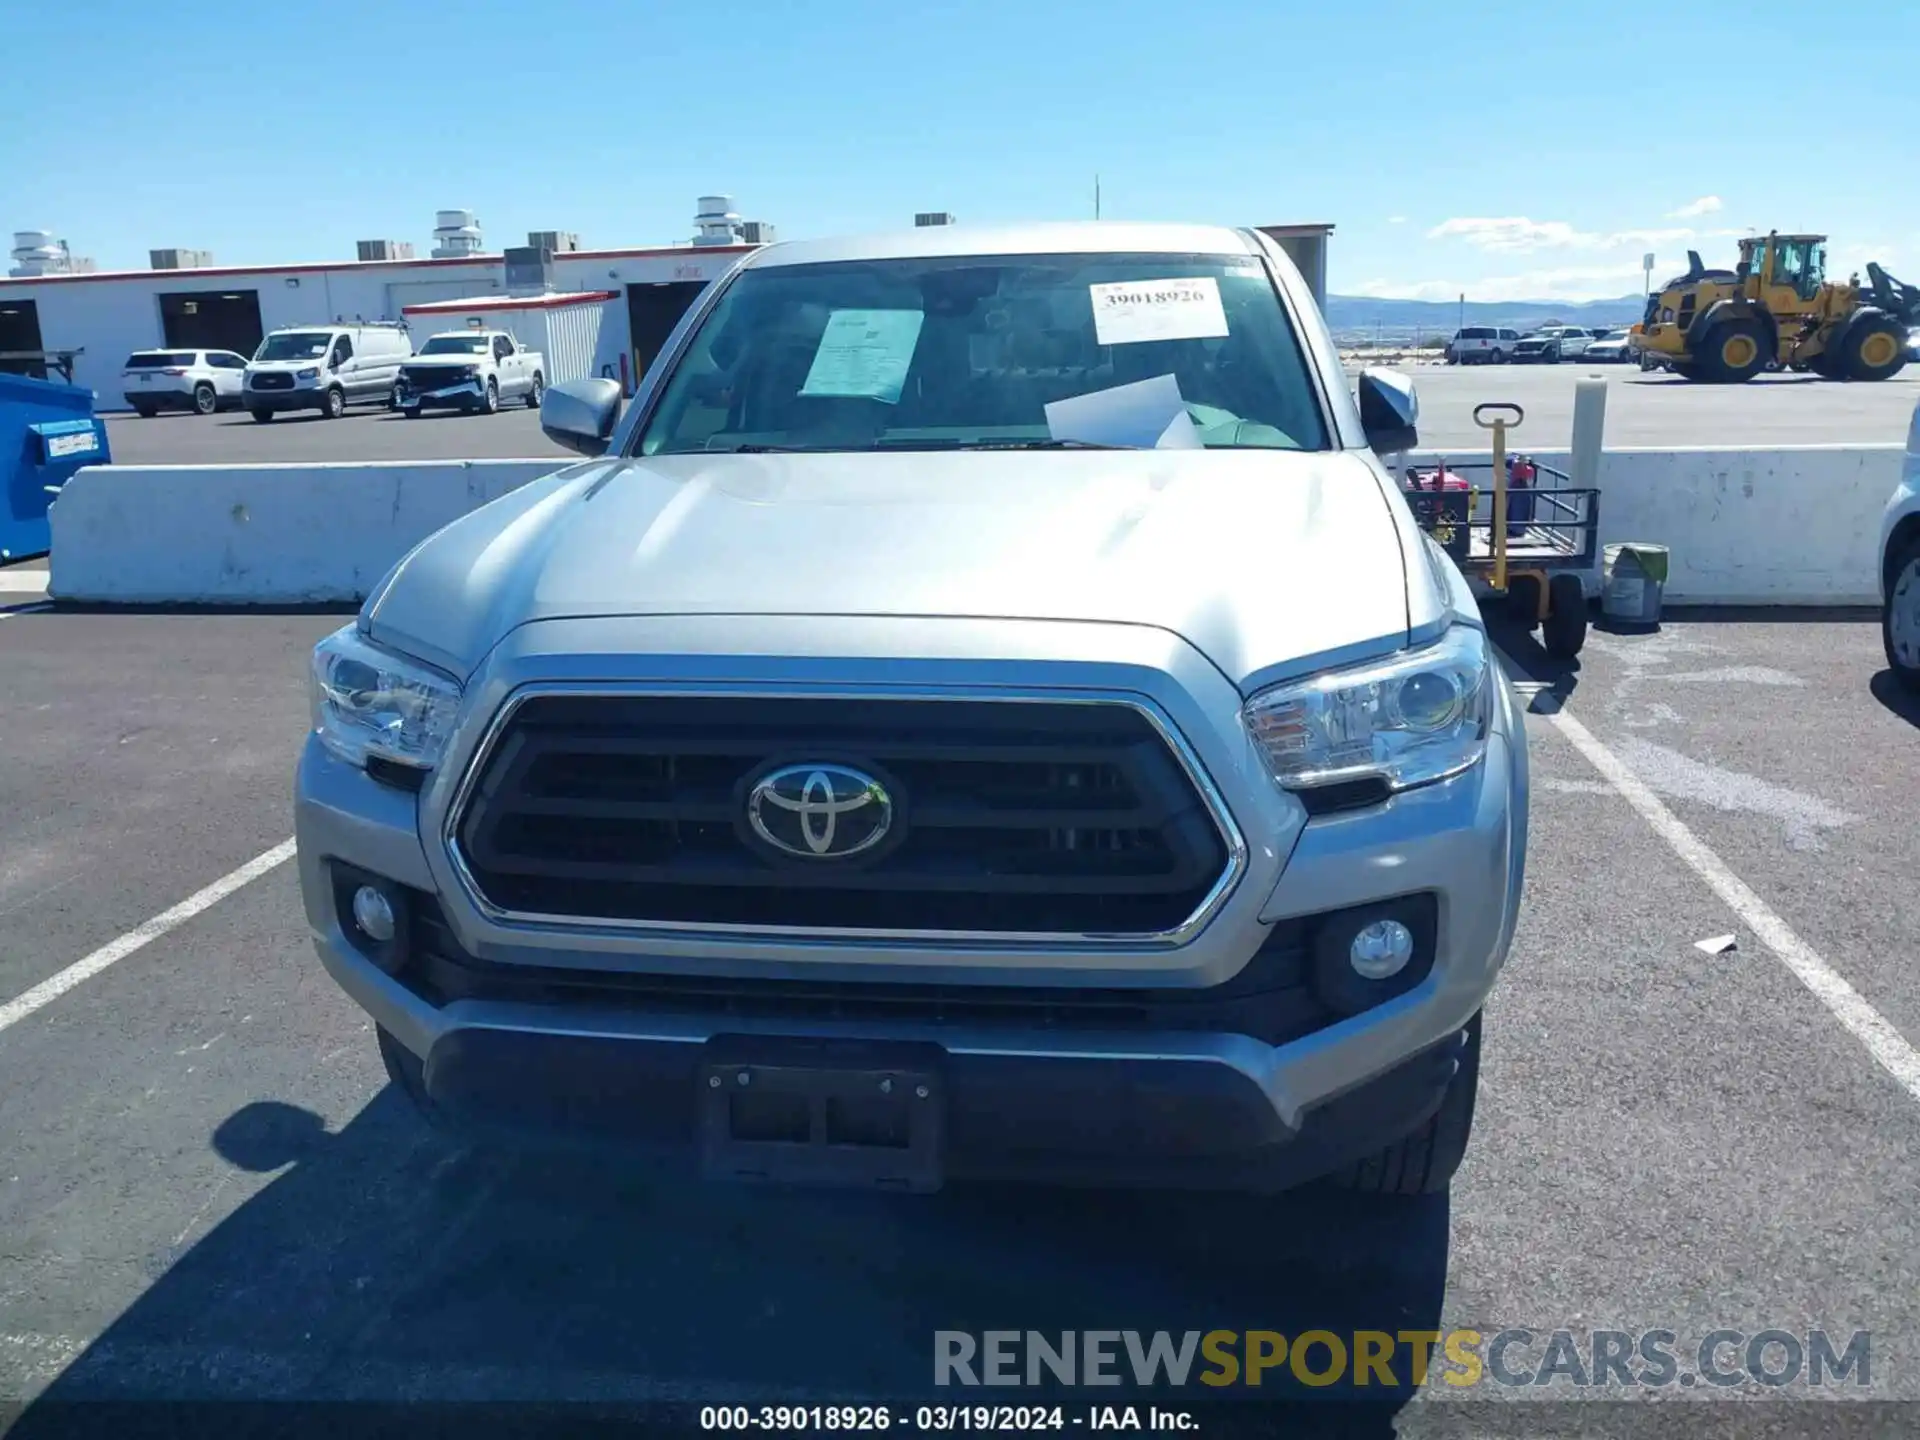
top-left (431, 210), bottom-right (484, 259)
top-left (528, 230), bottom-right (580, 253)
top-left (9, 230), bottom-right (81, 277)
top-left (914, 212), bottom-right (956, 227)
top-left (357, 239), bottom-right (417, 262)
top-left (150, 248), bottom-right (214, 270)
top-left (693, 195), bottom-right (741, 247)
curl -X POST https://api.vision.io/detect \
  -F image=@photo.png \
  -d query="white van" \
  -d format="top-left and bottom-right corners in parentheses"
top-left (243, 322), bottom-right (414, 421)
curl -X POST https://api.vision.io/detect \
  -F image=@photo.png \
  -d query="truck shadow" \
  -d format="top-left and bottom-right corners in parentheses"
top-left (12, 1093), bottom-right (1450, 1436)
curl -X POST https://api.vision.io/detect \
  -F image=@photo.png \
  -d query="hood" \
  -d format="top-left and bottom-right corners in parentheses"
top-left (247, 358), bottom-right (325, 371)
top-left (403, 355), bottom-right (484, 367)
top-left (366, 449), bottom-right (1425, 692)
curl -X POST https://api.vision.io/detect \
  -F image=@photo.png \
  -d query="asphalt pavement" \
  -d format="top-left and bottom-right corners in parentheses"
top-left (92, 366), bottom-right (1920, 468)
top-left (1, 606), bottom-right (1917, 1435)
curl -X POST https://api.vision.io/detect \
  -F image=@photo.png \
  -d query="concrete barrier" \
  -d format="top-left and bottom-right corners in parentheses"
top-left (48, 459), bottom-right (563, 604)
top-left (44, 444), bottom-right (1910, 608)
top-left (1406, 444), bottom-right (1905, 605)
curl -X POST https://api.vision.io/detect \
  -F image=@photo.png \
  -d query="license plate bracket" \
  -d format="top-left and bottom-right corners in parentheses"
top-left (698, 1059), bottom-right (945, 1193)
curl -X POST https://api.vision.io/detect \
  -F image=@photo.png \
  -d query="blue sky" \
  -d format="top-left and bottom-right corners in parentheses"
top-left (5, 0), bottom-right (1913, 301)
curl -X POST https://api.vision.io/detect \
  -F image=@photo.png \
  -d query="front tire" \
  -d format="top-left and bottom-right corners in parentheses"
top-left (377, 1026), bottom-right (454, 1134)
top-left (1842, 313), bottom-right (1908, 382)
top-left (322, 386), bottom-right (346, 419)
top-left (401, 405), bottom-right (422, 419)
top-left (525, 372), bottom-right (543, 409)
top-left (1330, 1013), bottom-right (1481, 1196)
top-left (250, 408), bottom-right (274, 423)
top-left (482, 377), bottom-right (499, 414)
top-left (132, 403), bottom-right (157, 419)
top-left (1488, 349), bottom-right (1505, 365)
top-left (1884, 539), bottom-right (1920, 690)
top-left (192, 383), bottom-right (217, 416)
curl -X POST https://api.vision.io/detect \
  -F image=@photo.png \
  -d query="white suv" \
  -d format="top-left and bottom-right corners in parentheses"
top-left (244, 323), bottom-right (414, 421)
top-left (121, 349), bottom-right (250, 416)
top-left (1446, 327), bottom-right (1522, 365)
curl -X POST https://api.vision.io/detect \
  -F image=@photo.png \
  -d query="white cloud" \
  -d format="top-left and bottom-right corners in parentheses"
top-left (1386, 215), bottom-right (1407, 225)
top-left (1427, 217), bottom-right (1592, 252)
top-left (1349, 263), bottom-right (1648, 304)
top-left (1668, 196), bottom-right (1723, 219)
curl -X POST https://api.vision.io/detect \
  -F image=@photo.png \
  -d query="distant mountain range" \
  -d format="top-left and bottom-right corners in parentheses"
top-left (1325, 293), bottom-right (1646, 336)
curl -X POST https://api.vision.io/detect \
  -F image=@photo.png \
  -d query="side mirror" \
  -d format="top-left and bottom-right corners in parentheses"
top-left (540, 377), bottom-right (624, 458)
top-left (1356, 367), bottom-right (1419, 454)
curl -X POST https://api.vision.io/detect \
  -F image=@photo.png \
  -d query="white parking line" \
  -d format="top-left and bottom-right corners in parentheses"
top-left (1544, 704), bottom-right (1920, 1103)
top-left (0, 603), bottom-right (49, 621)
top-left (0, 572), bottom-right (49, 593)
top-left (0, 839), bottom-right (296, 1036)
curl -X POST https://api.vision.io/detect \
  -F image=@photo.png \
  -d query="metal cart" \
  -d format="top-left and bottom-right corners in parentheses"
top-left (1401, 402), bottom-right (1600, 658)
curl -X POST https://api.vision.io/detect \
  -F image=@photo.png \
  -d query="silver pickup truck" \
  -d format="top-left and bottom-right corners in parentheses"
top-left (393, 330), bottom-right (544, 416)
top-left (296, 222), bottom-right (1529, 1200)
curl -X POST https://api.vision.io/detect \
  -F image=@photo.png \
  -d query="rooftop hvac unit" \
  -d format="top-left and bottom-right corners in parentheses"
top-left (9, 230), bottom-right (74, 277)
top-left (739, 220), bottom-right (777, 244)
top-left (357, 239), bottom-right (417, 262)
top-left (431, 209), bottom-right (484, 258)
top-left (528, 230), bottom-right (580, 253)
top-left (150, 248), bottom-right (214, 269)
top-left (503, 245), bottom-right (555, 296)
top-left (693, 194), bottom-right (741, 247)
top-left (914, 212), bottom-right (956, 227)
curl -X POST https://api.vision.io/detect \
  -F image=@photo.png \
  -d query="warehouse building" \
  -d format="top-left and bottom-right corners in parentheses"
top-left (0, 202), bottom-right (1333, 410)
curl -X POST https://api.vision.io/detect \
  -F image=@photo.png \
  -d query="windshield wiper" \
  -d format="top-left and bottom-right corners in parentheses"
top-left (953, 438), bottom-right (1135, 451)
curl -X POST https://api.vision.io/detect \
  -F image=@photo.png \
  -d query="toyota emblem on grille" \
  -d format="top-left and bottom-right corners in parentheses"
top-left (746, 763), bottom-right (894, 859)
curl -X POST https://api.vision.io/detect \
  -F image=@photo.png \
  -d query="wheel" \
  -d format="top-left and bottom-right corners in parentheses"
top-left (1884, 538), bottom-right (1920, 690)
top-left (1809, 350), bottom-right (1838, 378)
top-left (482, 378), bottom-right (499, 414)
top-left (1542, 573), bottom-right (1589, 657)
top-left (1841, 313), bottom-right (1908, 382)
top-left (1696, 319), bottom-right (1769, 383)
top-left (322, 386), bottom-right (346, 419)
top-left (1506, 574), bottom-right (1544, 630)
top-left (1670, 361), bottom-right (1701, 381)
top-left (250, 408), bottom-right (274, 423)
top-left (1488, 349), bottom-right (1505, 365)
top-left (1330, 1013), bottom-right (1481, 1195)
top-left (192, 382), bottom-right (217, 416)
top-left (402, 405), bottom-right (422, 419)
top-left (132, 403), bottom-right (157, 418)
top-left (525, 372), bottom-right (543, 409)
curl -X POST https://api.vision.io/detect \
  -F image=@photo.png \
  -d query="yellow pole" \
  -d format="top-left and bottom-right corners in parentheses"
top-left (1472, 402), bottom-right (1524, 594)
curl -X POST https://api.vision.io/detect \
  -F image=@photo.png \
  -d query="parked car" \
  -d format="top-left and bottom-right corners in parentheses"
top-left (393, 331), bottom-right (545, 416)
top-left (1446, 326), bottom-right (1523, 364)
top-left (120, 349), bottom-right (249, 416)
top-left (1512, 326), bottom-right (1598, 364)
top-left (1879, 399), bottom-right (1920, 690)
top-left (1583, 329), bottom-right (1635, 364)
top-left (243, 322), bottom-right (414, 421)
top-left (298, 221), bottom-right (1528, 1202)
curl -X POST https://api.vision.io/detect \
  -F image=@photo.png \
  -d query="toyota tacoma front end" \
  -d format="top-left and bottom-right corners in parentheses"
top-left (295, 222), bottom-right (1528, 1196)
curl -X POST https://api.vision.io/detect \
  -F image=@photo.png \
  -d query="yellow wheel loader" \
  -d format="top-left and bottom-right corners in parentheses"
top-left (1631, 233), bottom-right (1917, 383)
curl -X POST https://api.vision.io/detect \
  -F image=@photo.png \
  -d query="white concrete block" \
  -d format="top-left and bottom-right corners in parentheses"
top-left (47, 460), bottom-right (563, 604)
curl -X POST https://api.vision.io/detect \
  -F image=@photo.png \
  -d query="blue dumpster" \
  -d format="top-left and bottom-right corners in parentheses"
top-left (1, 370), bottom-right (111, 563)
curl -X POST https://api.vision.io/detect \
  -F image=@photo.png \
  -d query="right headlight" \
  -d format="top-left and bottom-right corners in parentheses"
top-left (309, 624), bottom-right (462, 772)
top-left (1243, 625), bottom-right (1492, 793)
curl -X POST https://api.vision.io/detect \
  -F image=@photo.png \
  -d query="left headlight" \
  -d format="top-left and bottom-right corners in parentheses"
top-left (310, 624), bottom-right (462, 772)
top-left (1243, 625), bottom-right (1492, 794)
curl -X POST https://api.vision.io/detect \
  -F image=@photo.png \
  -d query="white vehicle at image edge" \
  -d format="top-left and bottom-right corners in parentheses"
top-left (1878, 397), bottom-right (1920, 690)
top-left (393, 331), bottom-right (544, 417)
top-left (244, 322), bottom-right (413, 421)
top-left (295, 221), bottom-right (1528, 1202)
top-left (120, 349), bottom-right (249, 415)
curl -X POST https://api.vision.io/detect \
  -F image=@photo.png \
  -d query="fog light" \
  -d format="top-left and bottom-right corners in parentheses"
top-left (1349, 919), bottom-right (1414, 980)
top-left (352, 885), bottom-right (396, 944)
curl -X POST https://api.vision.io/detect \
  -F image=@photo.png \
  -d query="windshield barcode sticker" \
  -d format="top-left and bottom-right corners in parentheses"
top-left (1089, 277), bottom-right (1229, 346)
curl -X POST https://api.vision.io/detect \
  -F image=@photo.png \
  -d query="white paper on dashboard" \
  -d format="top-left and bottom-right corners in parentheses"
top-left (1044, 373), bottom-right (1202, 450)
top-left (1089, 277), bottom-right (1230, 346)
top-left (800, 308), bottom-right (926, 404)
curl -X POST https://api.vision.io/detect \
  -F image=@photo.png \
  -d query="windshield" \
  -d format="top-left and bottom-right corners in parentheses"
top-left (254, 332), bottom-right (332, 361)
top-left (637, 251), bottom-right (1329, 454)
top-left (420, 335), bottom-right (490, 355)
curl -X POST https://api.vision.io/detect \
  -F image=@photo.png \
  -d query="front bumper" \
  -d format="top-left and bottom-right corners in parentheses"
top-left (245, 387), bottom-right (324, 412)
top-left (397, 378), bottom-right (485, 409)
top-left (295, 617), bottom-right (1527, 1189)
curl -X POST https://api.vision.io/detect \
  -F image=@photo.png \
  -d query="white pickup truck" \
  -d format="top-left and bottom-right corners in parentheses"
top-left (392, 331), bottom-right (545, 416)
